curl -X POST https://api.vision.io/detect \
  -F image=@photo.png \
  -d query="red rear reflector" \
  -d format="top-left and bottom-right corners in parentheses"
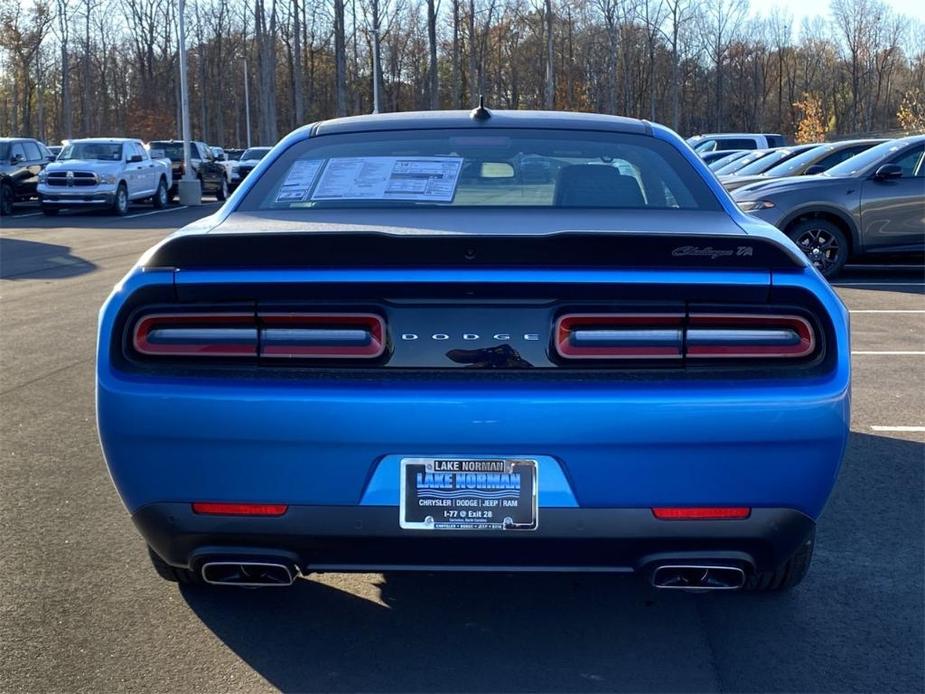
top-left (652, 507), bottom-right (751, 520)
top-left (555, 314), bottom-right (684, 359)
top-left (192, 502), bottom-right (288, 516)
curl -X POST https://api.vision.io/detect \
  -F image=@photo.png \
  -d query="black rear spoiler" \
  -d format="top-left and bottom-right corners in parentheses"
top-left (142, 232), bottom-right (804, 270)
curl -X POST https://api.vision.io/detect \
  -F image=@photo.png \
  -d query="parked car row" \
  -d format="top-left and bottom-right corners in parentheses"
top-left (0, 135), bottom-right (271, 216)
top-left (690, 132), bottom-right (924, 277)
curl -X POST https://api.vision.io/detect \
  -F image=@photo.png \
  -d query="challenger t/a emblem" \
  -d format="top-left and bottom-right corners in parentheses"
top-left (672, 245), bottom-right (754, 259)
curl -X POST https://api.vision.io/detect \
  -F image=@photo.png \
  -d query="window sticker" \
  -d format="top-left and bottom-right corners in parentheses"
top-left (275, 159), bottom-right (325, 202)
top-left (311, 157), bottom-right (463, 202)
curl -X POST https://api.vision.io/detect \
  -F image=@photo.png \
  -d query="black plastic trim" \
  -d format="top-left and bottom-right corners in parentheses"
top-left (136, 503), bottom-right (815, 575)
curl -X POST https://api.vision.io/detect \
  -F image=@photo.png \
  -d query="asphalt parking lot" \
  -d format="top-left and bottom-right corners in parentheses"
top-left (1, 202), bottom-right (923, 693)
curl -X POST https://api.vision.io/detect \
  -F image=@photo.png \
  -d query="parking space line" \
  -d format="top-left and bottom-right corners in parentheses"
top-left (852, 351), bottom-right (925, 355)
top-left (870, 426), bottom-right (925, 432)
top-left (123, 206), bottom-right (188, 219)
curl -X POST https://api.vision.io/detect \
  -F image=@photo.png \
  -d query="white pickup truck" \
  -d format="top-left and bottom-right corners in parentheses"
top-left (37, 138), bottom-right (172, 216)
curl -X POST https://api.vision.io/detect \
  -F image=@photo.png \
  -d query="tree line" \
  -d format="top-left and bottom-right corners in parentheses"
top-left (1, 0), bottom-right (923, 148)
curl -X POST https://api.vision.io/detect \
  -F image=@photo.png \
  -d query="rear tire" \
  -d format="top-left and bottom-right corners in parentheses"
top-left (147, 546), bottom-right (203, 585)
top-left (743, 529), bottom-right (815, 592)
top-left (787, 219), bottom-right (849, 279)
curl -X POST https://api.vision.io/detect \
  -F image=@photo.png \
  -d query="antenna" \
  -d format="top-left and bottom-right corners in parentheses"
top-left (470, 95), bottom-right (492, 121)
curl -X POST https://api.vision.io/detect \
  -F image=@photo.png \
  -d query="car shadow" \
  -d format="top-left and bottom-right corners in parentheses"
top-left (181, 572), bottom-right (719, 693)
top-left (180, 432), bottom-right (924, 693)
top-left (0, 237), bottom-right (97, 280)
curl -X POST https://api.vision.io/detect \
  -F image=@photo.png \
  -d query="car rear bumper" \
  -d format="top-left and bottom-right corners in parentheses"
top-left (137, 503), bottom-right (815, 575)
top-left (99, 373), bottom-right (850, 517)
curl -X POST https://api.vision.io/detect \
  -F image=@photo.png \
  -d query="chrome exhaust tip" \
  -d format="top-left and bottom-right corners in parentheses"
top-left (651, 564), bottom-right (746, 591)
top-left (201, 561), bottom-right (297, 587)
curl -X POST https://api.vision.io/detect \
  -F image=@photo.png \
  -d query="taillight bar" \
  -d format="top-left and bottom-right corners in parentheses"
top-left (259, 313), bottom-right (385, 359)
top-left (133, 313), bottom-right (258, 357)
top-left (555, 314), bottom-right (684, 359)
top-left (131, 312), bottom-right (386, 360)
top-left (556, 312), bottom-right (816, 361)
top-left (687, 314), bottom-right (814, 359)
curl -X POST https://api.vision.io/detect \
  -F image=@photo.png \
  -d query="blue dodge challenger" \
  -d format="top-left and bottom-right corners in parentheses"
top-left (97, 109), bottom-right (850, 591)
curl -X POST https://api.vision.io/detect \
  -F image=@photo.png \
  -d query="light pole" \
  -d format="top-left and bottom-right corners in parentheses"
top-left (243, 57), bottom-right (252, 148)
top-left (177, 0), bottom-right (201, 205)
top-left (371, 27), bottom-right (381, 114)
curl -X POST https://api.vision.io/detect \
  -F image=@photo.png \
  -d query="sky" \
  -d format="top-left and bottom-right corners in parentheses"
top-left (748, 0), bottom-right (925, 27)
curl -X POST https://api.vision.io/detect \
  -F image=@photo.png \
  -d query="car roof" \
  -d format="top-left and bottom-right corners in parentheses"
top-left (312, 109), bottom-right (650, 136)
top-left (689, 133), bottom-right (783, 139)
top-left (891, 134), bottom-right (925, 145)
top-left (149, 139), bottom-right (207, 145)
top-left (67, 137), bottom-right (138, 144)
top-left (0, 137), bottom-right (38, 143)
top-left (824, 138), bottom-right (887, 148)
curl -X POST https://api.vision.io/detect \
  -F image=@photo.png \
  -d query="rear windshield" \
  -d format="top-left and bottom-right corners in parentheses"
top-left (149, 142), bottom-right (185, 161)
top-left (242, 129), bottom-right (721, 211)
top-left (762, 145), bottom-right (831, 177)
top-left (241, 148), bottom-right (270, 161)
top-left (708, 151), bottom-right (748, 171)
top-left (714, 151), bottom-right (770, 175)
top-left (733, 149), bottom-right (798, 176)
top-left (693, 138), bottom-right (757, 153)
top-left (59, 142), bottom-right (123, 161)
top-left (824, 139), bottom-right (916, 177)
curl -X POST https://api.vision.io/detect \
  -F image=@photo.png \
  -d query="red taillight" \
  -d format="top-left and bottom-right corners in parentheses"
top-left (133, 313), bottom-right (258, 357)
top-left (259, 313), bottom-right (385, 359)
top-left (555, 312), bottom-right (816, 361)
top-left (555, 314), bottom-right (684, 360)
top-left (686, 314), bottom-right (814, 359)
top-left (192, 502), bottom-right (288, 516)
top-left (131, 311), bottom-right (386, 360)
top-left (652, 507), bottom-right (751, 520)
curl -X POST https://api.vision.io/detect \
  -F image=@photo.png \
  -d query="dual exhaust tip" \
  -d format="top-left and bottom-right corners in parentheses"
top-left (199, 559), bottom-right (746, 590)
top-left (650, 564), bottom-right (746, 591)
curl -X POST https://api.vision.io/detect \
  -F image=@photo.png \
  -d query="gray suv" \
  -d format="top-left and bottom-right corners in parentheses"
top-left (732, 135), bottom-right (925, 277)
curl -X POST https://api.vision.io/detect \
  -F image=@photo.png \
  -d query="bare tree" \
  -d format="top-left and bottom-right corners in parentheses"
top-left (334, 0), bottom-right (347, 115)
top-left (543, 0), bottom-right (554, 109)
top-left (701, 0), bottom-right (747, 129)
top-left (291, 0), bottom-right (305, 123)
top-left (427, 0), bottom-right (439, 108)
top-left (52, 0), bottom-right (72, 138)
top-left (254, 0), bottom-right (279, 143)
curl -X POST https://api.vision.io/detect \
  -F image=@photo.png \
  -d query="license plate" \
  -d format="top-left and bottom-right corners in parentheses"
top-left (400, 458), bottom-right (538, 530)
